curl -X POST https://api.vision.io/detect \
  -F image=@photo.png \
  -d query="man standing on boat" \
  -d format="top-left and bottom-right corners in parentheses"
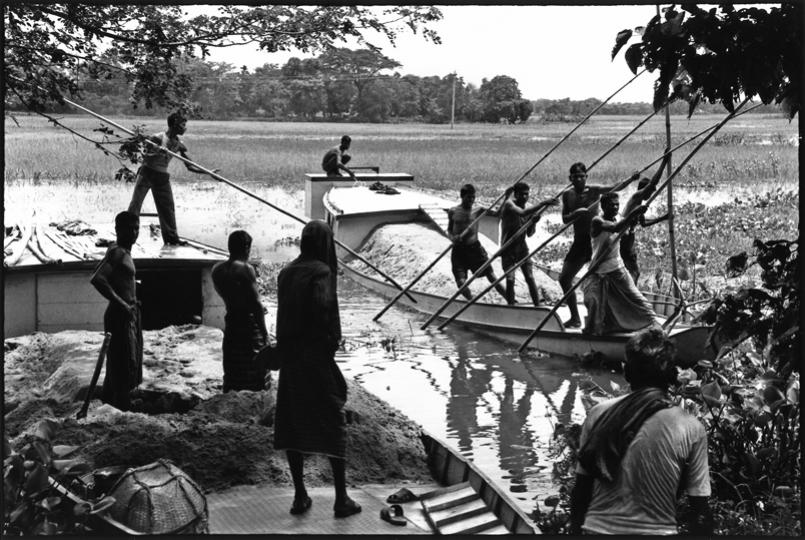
top-left (90, 211), bottom-right (143, 411)
top-left (499, 182), bottom-right (558, 305)
top-left (559, 163), bottom-right (636, 327)
top-left (447, 184), bottom-right (508, 302)
top-left (620, 156), bottom-right (671, 284)
top-left (322, 135), bottom-right (357, 180)
top-left (211, 230), bottom-right (269, 393)
top-left (127, 112), bottom-right (218, 245)
top-left (581, 192), bottom-right (659, 335)
top-left (568, 326), bottom-right (713, 535)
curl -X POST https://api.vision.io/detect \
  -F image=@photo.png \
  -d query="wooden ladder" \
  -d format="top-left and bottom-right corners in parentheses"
top-left (420, 482), bottom-right (509, 535)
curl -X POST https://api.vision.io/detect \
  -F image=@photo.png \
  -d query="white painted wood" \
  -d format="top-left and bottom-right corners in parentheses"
top-left (4, 274), bottom-right (37, 338)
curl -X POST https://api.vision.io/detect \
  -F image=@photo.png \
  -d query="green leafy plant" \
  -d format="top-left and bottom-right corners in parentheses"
top-left (3, 420), bottom-right (113, 535)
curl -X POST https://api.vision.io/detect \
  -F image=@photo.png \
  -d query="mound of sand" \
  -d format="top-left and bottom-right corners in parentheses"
top-left (349, 223), bottom-right (563, 304)
top-left (4, 327), bottom-right (431, 494)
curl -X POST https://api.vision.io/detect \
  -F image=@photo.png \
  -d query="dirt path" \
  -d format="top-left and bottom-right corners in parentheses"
top-left (4, 327), bottom-right (432, 494)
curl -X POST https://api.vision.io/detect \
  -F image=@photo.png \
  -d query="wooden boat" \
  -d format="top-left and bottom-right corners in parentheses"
top-left (3, 214), bottom-right (227, 338)
top-left (420, 431), bottom-right (538, 534)
top-left (305, 174), bottom-right (716, 362)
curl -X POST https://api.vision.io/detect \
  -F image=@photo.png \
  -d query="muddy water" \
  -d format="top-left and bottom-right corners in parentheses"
top-left (323, 278), bottom-right (622, 514)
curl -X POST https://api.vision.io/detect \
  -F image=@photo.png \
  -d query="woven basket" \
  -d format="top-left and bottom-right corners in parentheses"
top-left (107, 459), bottom-right (208, 534)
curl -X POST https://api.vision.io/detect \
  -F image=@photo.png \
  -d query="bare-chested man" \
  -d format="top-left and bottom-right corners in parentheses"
top-left (559, 163), bottom-right (636, 327)
top-left (620, 155), bottom-right (671, 284)
top-left (90, 211), bottom-right (143, 411)
top-left (499, 182), bottom-right (559, 305)
top-left (447, 184), bottom-right (508, 301)
top-left (212, 230), bottom-right (269, 392)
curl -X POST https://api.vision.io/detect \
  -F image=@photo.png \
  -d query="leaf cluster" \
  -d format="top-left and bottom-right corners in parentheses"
top-left (4, 4), bottom-right (442, 113)
top-left (3, 420), bottom-right (111, 535)
top-left (611, 4), bottom-right (801, 118)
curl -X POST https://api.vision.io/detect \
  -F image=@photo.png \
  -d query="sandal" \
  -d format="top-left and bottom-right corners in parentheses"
top-left (290, 495), bottom-right (312, 515)
top-left (380, 504), bottom-right (407, 526)
top-left (386, 487), bottom-right (418, 504)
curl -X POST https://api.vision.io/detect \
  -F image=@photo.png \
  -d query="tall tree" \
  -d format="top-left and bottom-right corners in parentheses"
top-left (4, 4), bottom-right (442, 113)
top-left (318, 47), bottom-right (402, 116)
top-left (478, 75), bottom-right (531, 123)
top-left (612, 3), bottom-right (801, 118)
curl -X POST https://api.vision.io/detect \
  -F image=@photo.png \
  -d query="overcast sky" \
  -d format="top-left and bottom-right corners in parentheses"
top-left (200, 5), bottom-right (669, 103)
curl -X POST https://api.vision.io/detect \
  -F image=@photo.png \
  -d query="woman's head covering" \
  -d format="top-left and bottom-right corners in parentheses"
top-left (300, 220), bottom-right (338, 289)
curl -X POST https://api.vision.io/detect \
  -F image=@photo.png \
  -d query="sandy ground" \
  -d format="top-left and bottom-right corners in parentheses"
top-left (4, 326), bottom-right (432, 494)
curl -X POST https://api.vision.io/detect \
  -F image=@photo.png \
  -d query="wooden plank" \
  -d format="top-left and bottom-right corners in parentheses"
top-left (38, 302), bottom-right (106, 327)
top-left (37, 273), bottom-right (101, 303)
top-left (431, 499), bottom-right (488, 526)
top-left (439, 512), bottom-right (501, 535)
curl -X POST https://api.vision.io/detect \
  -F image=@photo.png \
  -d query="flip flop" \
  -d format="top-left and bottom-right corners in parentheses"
top-left (380, 504), bottom-right (407, 526)
top-left (290, 495), bottom-right (312, 515)
top-left (386, 487), bottom-right (418, 504)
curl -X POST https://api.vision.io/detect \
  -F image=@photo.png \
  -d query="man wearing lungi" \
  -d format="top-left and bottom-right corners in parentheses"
top-left (90, 211), bottom-right (143, 411)
top-left (212, 230), bottom-right (269, 392)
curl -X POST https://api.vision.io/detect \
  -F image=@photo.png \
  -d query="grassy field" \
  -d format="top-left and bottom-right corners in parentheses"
top-left (5, 113), bottom-right (798, 299)
top-left (4, 113), bottom-right (798, 195)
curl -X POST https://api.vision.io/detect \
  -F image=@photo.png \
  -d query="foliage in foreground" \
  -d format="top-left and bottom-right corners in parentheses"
top-left (532, 238), bottom-right (800, 535)
top-left (3, 420), bottom-right (114, 535)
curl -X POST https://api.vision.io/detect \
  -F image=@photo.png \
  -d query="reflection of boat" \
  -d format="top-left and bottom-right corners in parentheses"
top-left (420, 431), bottom-right (538, 534)
top-left (306, 174), bottom-right (715, 361)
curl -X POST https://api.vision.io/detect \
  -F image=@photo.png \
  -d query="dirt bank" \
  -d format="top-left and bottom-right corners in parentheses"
top-left (4, 327), bottom-right (431, 494)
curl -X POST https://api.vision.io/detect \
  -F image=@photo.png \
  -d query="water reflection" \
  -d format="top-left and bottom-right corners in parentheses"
top-left (334, 277), bottom-right (625, 512)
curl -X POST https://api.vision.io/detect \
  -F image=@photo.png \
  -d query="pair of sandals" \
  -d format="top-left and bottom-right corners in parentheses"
top-left (380, 487), bottom-right (419, 526)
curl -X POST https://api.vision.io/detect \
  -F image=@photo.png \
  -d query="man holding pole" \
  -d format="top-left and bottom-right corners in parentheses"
top-left (620, 156), bottom-right (671, 284)
top-left (128, 112), bottom-right (217, 245)
top-left (581, 192), bottom-right (659, 335)
top-left (447, 184), bottom-right (508, 301)
top-left (558, 163), bottom-right (636, 327)
top-left (90, 211), bottom-right (143, 411)
top-left (499, 183), bottom-right (558, 305)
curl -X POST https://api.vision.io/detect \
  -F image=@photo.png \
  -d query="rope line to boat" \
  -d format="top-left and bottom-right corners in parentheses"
top-left (40, 89), bottom-right (419, 304)
top-left (373, 69), bottom-right (647, 322)
top-left (517, 96), bottom-right (752, 352)
top-left (434, 101), bottom-right (763, 330)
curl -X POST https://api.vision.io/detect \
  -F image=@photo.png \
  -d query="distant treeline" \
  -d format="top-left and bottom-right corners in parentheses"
top-left (7, 48), bottom-right (781, 123)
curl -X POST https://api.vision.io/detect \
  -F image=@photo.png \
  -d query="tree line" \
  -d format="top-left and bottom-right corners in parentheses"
top-left (10, 46), bottom-right (779, 124)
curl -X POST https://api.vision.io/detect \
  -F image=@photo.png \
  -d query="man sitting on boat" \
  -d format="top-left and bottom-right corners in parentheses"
top-left (211, 230), bottom-right (269, 393)
top-left (581, 192), bottom-right (660, 335)
top-left (620, 155), bottom-right (671, 284)
top-left (447, 184), bottom-right (508, 302)
top-left (499, 182), bottom-right (558, 306)
top-left (559, 162), bottom-right (637, 328)
top-left (322, 135), bottom-right (357, 180)
top-left (569, 326), bottom-right (712, 535)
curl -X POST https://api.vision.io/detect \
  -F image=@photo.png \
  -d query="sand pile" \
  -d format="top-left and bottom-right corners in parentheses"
top-left (349, 223), bottom-right (563, 304)
top-left (4, 328), bottom-right (431, 494)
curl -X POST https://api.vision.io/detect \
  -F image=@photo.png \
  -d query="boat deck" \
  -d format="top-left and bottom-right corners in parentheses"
top-left (326, 185), bottom-right (451, 216)
top-left (207, 483), bottom-right (440, 535)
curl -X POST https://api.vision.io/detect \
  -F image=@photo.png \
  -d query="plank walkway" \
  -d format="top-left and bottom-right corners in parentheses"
top-left (207, 483), bottom-right (440, 535)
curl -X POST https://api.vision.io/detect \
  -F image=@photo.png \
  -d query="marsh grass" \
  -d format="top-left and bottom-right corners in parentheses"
top-left (5, 114), bottom-right (798, 192)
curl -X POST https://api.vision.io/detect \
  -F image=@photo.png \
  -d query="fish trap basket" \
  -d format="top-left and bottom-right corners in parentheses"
top-left (107, 459), bottom-right (208, 534)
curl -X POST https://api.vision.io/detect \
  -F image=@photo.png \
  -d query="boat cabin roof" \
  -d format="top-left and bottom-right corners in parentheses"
top-left (324, 185), bottom-right (452, 217)
top-left (4, 218), bottom-right (227, 272)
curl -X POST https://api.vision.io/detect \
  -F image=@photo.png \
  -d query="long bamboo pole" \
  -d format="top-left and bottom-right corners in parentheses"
top-left (516, 97), bottom-right (751, 353)
top-left (57, 95), bottom-right (418, 303)
top-left (372, 69), bottom-right (647, 322)
top-left (436, 102), bottom-right (764, 331)
top-left (425, 105), bottom-right (667, 329)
